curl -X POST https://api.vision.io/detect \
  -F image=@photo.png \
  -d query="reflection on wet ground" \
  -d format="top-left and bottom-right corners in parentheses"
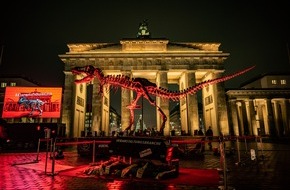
top-left (1, 141), bottom-right (290, 189)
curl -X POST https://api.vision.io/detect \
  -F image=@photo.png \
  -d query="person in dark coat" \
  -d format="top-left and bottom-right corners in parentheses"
top-left (205, 126), bottom-right (213, 150)
top-left (198, 128), bottom-right (204, 136)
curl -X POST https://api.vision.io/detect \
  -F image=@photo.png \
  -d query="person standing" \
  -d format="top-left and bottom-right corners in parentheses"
top-left (206, 126), bottom-right (213, 150)
top-left (198, 128), bottom-right (204, 136)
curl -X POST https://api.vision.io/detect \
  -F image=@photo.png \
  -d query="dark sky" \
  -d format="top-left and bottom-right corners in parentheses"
top-left (1, 1), bottom-right (290, 127)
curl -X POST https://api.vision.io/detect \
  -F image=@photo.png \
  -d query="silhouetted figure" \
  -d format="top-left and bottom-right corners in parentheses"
top-left (198, 128), bottom-right (204, 136)
top-left (151, 127), bottom-right (156, 136)
top-left (55, 148), bottom-right (64, 159)
top-left (206, 126), bottom-right (213, 150)
top-left (118, 131), bottom-right (124, 137)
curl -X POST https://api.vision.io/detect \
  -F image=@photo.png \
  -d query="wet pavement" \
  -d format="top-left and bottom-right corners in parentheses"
top-left (0, 140), bottom-right (290, 190)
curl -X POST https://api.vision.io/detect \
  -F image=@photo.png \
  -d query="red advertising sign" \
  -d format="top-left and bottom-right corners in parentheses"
top-left (2, 87), bottom-right (62, 118)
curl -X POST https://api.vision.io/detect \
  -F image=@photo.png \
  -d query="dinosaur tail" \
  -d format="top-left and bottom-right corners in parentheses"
top-left (156, 65), bottom-right (255, 100)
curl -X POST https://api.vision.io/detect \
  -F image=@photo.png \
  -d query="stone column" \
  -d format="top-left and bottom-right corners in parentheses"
top-left (156, 71), bottom-right (170, 136)
top-left (213, 72), bottom-right (229, 135)
top-left (257, 103), bottom-right (265, 135)
top-left (102, 86), bottom-right (110, 136)
top-left (229, 99), bottom-right (239, 136)
top-left (281, 99), bottom-right (290, 136)
top-left (241, 101), bottom-right (248, 135)
top-left (179, 75), bottom-right (187, 134)
top-left (121, 71), bottom-right (131, 132)
top-left (187, 71), bottom-right (199, 135)
top-left (265, 99), bottom-right (275, 136)
top-left (286, 99), bottom-right (290, 135)
top-left (91, 78), bottom-right (102, 136)
top-left (248, 99), bottom-right (256, 135)
top-left (61, 71), bottom-right (74, 137)
top-left (272, 100), bottom-right (282, 136)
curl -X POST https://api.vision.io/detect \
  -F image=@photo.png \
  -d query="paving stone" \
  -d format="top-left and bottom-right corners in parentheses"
top-left (0, 142), bottom-right (289, 190)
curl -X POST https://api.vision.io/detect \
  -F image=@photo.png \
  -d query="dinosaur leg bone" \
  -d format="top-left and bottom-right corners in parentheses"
top-left (156, 106), bottom-right (167, 135)
top-left (124, 93), bottom-right (142, 134)
top-left (142, 94), bottom-right (167, 135)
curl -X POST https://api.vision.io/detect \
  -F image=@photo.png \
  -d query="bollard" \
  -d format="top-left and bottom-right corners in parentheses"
top-left (44, 138), bottom-right (50, 174)
top-left (219, 140), bottom-right (227, 190)
top-left (255, 136), bottom-right (259, 161)
top-left (223, 141), bottom-right (228, 190)
top-left (244, 137), bottom-right (248, 154)
top-left (259, 136), bottom-right (265, 159)
top-left (34, 138), bottom-right (41, 162)
top-left (50, 139), bottom-right (56, 176)
top-left (50, 138), bottom-right (53, 158)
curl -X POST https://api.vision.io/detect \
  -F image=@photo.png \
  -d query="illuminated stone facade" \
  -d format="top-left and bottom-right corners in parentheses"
top-left (59, 39), bottom-right (230, 137)
top-left (226, 73), bottom-right (290, 137)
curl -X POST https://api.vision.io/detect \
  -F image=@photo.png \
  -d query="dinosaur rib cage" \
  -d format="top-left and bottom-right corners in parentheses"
top-left (96, 65), bottom-right (255, 100)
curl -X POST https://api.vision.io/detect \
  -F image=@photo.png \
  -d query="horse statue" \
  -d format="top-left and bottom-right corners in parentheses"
top-left (137, 19), bottom-right (151, 39)
top-left (18, 96), bottom-right (44, 116)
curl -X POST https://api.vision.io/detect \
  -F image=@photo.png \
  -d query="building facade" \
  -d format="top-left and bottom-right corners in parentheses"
top-left (59, 38), bottom-right (231, 137)
top-left (226, 73), bottom-right (290, 137)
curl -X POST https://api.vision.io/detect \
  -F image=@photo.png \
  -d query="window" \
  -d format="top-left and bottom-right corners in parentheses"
top-left (1, 82), bottom-right (7, 88)
top-left (10, 82), bottom-right (16, 86)
top-left (281, 80), bottom-right (286, 85)
top-left (205, 95), bottom-right (213, 105)
top-left (271, 80), bottom-right (277, 85)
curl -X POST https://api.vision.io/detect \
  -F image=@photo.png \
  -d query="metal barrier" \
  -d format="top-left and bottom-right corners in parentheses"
top-left (170, 138), bottom-right (205, 156)
top-left (234, 135), bottom-right (264, 167)
top-left (12, 138), bottom-right (48, 166)
top-left (219, 140), bottom-right (227, 190)
top-left (11, 134), bottom-right (266, 184)
top-left (170, 135), bottom-right (265, 190)
top-left (44, 138), bottom-right (51, 175)
top-left (44, 139), bottom-right (112, 176)
top-left (14, 137), bottom-right (107, 176)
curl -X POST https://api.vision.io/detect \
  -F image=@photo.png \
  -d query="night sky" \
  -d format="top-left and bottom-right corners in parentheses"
top-left (1, 1), bottom-right (290, 127)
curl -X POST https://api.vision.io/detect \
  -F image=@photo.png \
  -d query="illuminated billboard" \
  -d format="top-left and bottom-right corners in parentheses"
top-left (2, 87), bottom-right (62, 118)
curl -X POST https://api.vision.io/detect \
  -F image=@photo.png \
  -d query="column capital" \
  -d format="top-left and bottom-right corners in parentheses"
top-left (157, 70), bottom-right (168, 74)
top-left (121, 70), bottom-right (131, 75)
top-left (186, 70), bottom-right (196, 74)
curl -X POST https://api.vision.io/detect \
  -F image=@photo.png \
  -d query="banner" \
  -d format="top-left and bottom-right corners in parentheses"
top-left (109, 136), bottom-right (169, 161)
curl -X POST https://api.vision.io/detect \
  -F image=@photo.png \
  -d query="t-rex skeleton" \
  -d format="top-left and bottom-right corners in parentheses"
top-left (18, 96), bottom-right (44, 116)
top-left (72, 65), bottom-right (255, 135)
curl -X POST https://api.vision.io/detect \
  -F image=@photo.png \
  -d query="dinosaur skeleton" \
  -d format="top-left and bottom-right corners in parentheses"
top-left (18, 96), bottom-right (44, 116)
top-left (72, 65), bottom-right (255, 135)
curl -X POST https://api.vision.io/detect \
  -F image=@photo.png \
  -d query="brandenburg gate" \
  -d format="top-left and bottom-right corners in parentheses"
top-left (59, 38), bottom-right (230, 137)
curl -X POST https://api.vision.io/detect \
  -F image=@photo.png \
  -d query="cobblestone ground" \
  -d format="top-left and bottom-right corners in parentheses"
top-left (225, 142), bottom-right (290, 190)
top-left (0, 141), bottom-right (289, 190)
